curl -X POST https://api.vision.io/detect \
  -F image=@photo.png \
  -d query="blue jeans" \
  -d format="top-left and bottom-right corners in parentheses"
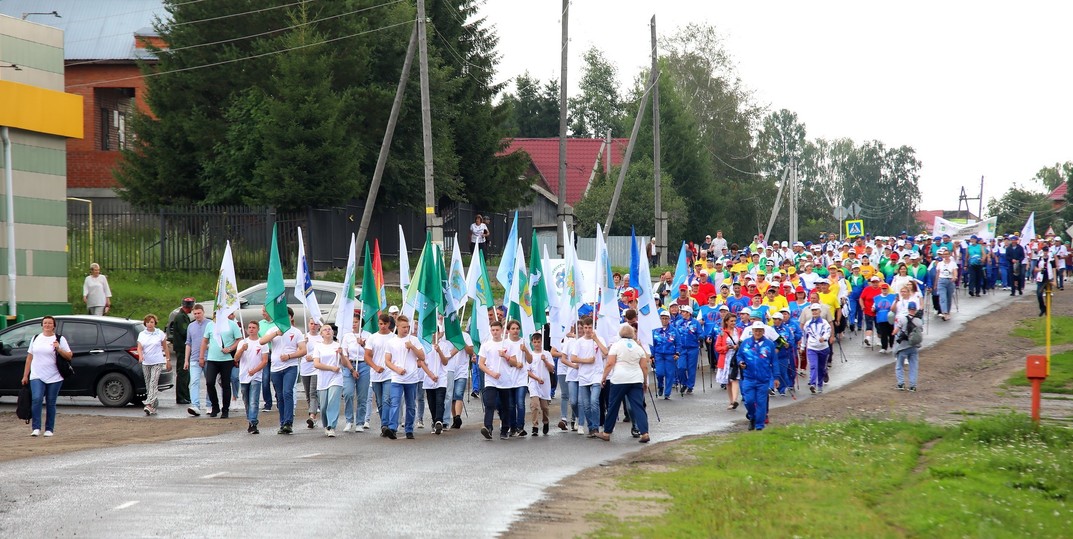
top-left (341, 368), bottom-right (357, 424)
top-left (677, 348), bottom-right (699, 390)
top-left (240, 380), bottom-right (261, 425)
top-left (318, 385), bottom-right (342, 430)
top-left (387, 382), bottom-right (418, 433)
top-left (937, 278), bottom-right (955, 314)
top-left (230, 368), bottom-right (240, 400)
top-left (577, 383), bottom-right (601, 431)
top-left (557, 374), bottom-right (571, 420)
top-left (189, 362), bottom-right (204, 410)
top-left (448, 376), bottom-right (464, 423)
top-left (371, 380), bottom-right (392, 428)
top-left (741, 379), bottom-right (769, 430)
top-left (347, 363), bottom-right (370, 426)
top-left (261, 359), bottom-right (273, 409)
top-left (270, 366), bottom-right (298, 427)
top-left (602, 383), bottom-right (648, 435)
top-left (654, 354), bottom-right (675, 397)
top-left (30, 378), bottom-right (62, 431)
top-left (471, 362), bottom-right (484, 393)
top-left (512, 386), bottom-right (528, 430)
top-left (567, 380), bottom-right (580, 424)
top-left (895, 347), bottom-right (919, 386)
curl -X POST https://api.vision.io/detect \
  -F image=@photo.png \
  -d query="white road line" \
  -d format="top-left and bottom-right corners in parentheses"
top-left (113, 501), bottom-right (139, 510)
top-left (200, 471), bottom-right (228, 479)
top-left (297, 453), bottom-right (321, 459)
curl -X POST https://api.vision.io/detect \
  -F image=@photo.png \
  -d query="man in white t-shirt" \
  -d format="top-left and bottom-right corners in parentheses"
top-left (478, 320), bottom-right (514, 440)
top-left (555, 329), bottom-right (578, 431)
top-left (383, 316), bottom-right (429, 440)
top-left (571, 317), bottom-right (609, 437)
top-left (504, 320), bottom-right (531, 437)
top-left (364, 313), bottom-right (396, 433)
top-left (436, 329), bottom-right (473, 430)
top-left (257, 308), bottom-right (306, 435)
top-left (527, 332), bottom-right (555, 436)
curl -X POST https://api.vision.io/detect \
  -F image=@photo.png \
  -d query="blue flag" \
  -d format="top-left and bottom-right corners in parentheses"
top-left (669, 241), bottom-right (689, 301)
top-left (495, 211), bottom-right (519, 300)
top-left (629, 226), bottom-right (641, 290)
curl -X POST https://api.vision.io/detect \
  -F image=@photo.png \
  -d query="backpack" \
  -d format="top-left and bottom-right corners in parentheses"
top-left (904, 317), bottom-right (923, 347)
top-left (16, 385), bottom-right (31, 423)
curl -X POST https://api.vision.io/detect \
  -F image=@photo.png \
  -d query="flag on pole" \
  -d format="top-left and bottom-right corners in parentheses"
top-left (293, 227), bottom-right (321, 326)
top-left (436, 243), bottom-right (467, 350)
top-left (557, 222), bottom-right (584, 332)
top-left (669, 241), bottom-right (689, 301)
top-left (1021, 211), bottom-right (1036, 241)
top-left (373, 239), bottom-right (387, 311)
top-left (543, 243), bottom-right (565, 346)
top-left (508, 238), bottom-right (536, 337)
top-left (402, 240), bottom-right (426, 321)
top-left (399, 225), bottom-right (411, 294)
top-left (466, 248), bottom-right (494, 347)
top-left (629, 226), bottom-right (641, 290)
top-left (595, 224), bottom-right (620, 345)
top-left (634, 234), bottom-right (660, 349)
top-left (411, 231), bottom-right (441, 347)
top-left (213, 241), bottom-right (239, 346)
top-left (360, 241), bottom-right (381, 334)
top-left (496, 211), bottom-right (519, 297)
top-left (265, 223), bottom-right (290, 333)
top-left (529, 231), bottom-right (549, 328)
top-left (447, 234), bottom-right (468, 314)
top-left (468, 307), bottom-right (483, 355)
top-left (335, 234), bottom-right (357, 337)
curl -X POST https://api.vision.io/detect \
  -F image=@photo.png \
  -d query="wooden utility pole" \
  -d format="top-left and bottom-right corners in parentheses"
top-left (417, 0), bottom-right (440, 241)
top-left (605, 68), bottom-right (656, 233)
top-left (356, 25), bottom-right (417, 259)
top-left (557, 0), bottom-right (570, 254)
top-left (650, 15), bottom-right (665, 265)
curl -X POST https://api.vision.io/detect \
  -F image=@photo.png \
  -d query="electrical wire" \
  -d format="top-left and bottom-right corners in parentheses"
top-left (65, 18), bottom-right (416, 89)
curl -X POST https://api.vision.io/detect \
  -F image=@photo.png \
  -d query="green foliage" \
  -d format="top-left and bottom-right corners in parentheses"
top-left (987, 184), bottom-right (1059, 236)
top-left (1011, 315), bottom-right (1073, 346)
top-left (1034, 161), bottom-right (1073, 192)
top-left (573, 156), bottom-right (688, 240)
top-left (69, 271), bottom-right (219, 321)
top-left (1006, 350), bottom-right (1073, 394)
top-left (499, 73), bottom-right (561, 138)
top-left (591, 416), bottom-right (1073, 538)
top-left (569, 47), bottom-right (625, 138)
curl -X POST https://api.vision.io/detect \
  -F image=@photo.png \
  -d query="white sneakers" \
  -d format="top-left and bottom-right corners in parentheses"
top-left (362, 422), bottom-right (371, 430)
top-left (30, 429), bottom-right (40, 437)
top-left (577, 426), bottom-right (586, 435)
top-left (417, 421), bottom-right (424, 429)
top-left (343, 422), bottom-right (353, 433)
top-left (326, 428), bottom-right (336, 437)
top-left (44, 431), bottom-right (53, 437)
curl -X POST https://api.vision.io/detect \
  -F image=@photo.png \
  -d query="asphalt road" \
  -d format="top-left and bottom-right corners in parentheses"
top-left (0, 291), bottom-right (1008, 538)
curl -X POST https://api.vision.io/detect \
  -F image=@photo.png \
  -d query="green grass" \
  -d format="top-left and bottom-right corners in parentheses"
top-left (590, 415), bottom-right (1073, 538)
top-left (1012, 315), bottom-right (1073, 346)
top-left (1006, 350), bottom-right (1073, 395)
top-left (69, 270), bottom-right (222, 321)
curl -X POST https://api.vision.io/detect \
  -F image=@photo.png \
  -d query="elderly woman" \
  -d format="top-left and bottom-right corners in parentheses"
top-left (136, 314), bottom-right (171, 415)
top-left (595, 325), bottom-right (651, 443)
top-left (21, 316), bottom-right (73, 436)
top-left (82, 263), bottom-right (112, 315)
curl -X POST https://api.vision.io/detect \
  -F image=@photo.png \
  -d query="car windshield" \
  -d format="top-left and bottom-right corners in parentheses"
top-left (0, 323), bottom-right (40, 349)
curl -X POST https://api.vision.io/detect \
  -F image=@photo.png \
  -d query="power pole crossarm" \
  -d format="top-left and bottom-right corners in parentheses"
top-left (651, 15), bottom-right (664, 266)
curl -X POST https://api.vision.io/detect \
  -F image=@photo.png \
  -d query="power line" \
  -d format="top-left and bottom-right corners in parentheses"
top-left (65, 0), bottom-right (405, 68)
top-left (60, 0), bottom-right (211, 34)
top-left (171, 0), bottom-right (315, 27)
top-left (66, 18), bottom-right (416, 89)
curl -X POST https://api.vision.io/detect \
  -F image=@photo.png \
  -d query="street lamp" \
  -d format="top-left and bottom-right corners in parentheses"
top-left (21, 11), bottom-right (61, 20)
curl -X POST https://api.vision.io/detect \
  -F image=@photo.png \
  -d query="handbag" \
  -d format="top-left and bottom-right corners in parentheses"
top-left (16, 385), bottom-right (31, 423)
top-left (51, 334), bottom-right (75, 379)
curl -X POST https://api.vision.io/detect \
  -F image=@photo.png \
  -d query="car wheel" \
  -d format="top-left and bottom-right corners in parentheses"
top-left (96, 372), bottom-right (134, 407)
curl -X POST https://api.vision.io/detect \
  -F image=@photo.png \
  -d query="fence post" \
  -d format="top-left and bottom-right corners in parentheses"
top-left (159, 206), bottom-right (166, 270)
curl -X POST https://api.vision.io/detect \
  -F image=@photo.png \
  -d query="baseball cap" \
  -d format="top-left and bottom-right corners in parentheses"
top-left (388, 305), bottom-right (400, 314)
top-left (680, 305), bottom-right (693, 314)
top-left (810, 303), bottom-right (822, 310)
top-left (749, 321), bottom-right (767, 331)
top-left (771, 312), bottom-right (784, 320)
top-left (880, 282), bottom-right (890, 288)
top-left (869, 276), bottom-right (881, 281)
top-left (658, 309), bottom-right (669, 317)
top-left (182, 297), bottom-right (195, 307)
top-left (718, 304), bottom-right (730, 311)
top-left (907, 302), bottom-right (918, 310)
top-left (679, 284), bottom-right (689, 290)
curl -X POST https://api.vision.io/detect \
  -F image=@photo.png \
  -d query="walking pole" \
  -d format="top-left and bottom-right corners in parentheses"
top-left (646, 381), bottom-right (661, 422)
top-left (700, 355), bottom-right (706, 393)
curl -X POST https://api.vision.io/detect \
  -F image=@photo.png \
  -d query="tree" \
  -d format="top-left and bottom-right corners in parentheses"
top-left (756, 109), bottom-right (806, 179)
top-left (569, 47), bottom-right (625, 138)
top-left (987, 185), bottom-right (1052, 236)
top-left (500, 73), bottom-right (560, 138)
top-left (1034, 161), bottom-right (1073, 192)
top-left (573, 156), bottom-right (688, 242)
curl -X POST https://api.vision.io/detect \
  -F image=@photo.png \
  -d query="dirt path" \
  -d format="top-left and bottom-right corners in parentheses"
top-left (507, 294), bottom-right (1073, 538)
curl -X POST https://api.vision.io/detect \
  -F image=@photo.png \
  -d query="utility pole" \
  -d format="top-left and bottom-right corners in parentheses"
top-left (651, 15), bottom-right (666, 266)
top-left (556, 0), bottom-right (570, 254)
top-left (417, 0), bottom-right (440, 241)
top-left (788, 162), bottom-right (798, 244)
top-left (356, 25), bottom-right (417, 260)
top-left (978, 175), bottom-right (984, 221)
top-left (605, 67), bottom-right (655, 233)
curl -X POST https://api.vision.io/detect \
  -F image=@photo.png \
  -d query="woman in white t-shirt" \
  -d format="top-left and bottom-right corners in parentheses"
top-left (299, 319), bottom-right (322, 429)
top-left (340, 315), bottom-right (370, 432)
top-left (934, 249), bottom-right (959, 321)
top-left (20, 316), bottom-right (73, 436)
top-left (235, 321), bottom-right (268, 433)
top-left (310, 324), bottom-right (351, 437)
top-left (136, 314), bottom-right (171, 416)
top-left (526, 333), bottom-right (555, 436)
top-left (595, 325), bottom-right (651, 443)
top-left (558, 329), bottom-right (580, 431)
top-left (469, 215), bottom-right (490, 254)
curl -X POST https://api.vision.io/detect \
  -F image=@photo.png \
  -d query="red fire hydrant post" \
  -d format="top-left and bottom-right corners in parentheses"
top-left (1026, 355), bottom-right (1048, 423)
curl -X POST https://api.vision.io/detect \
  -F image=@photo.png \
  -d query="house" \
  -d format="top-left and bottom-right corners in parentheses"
top-left (500, 137), bottom-right (628, 232)
top-left (0, 14), bottom-right (84, 317)
top-left (1047, 182), bottom-right (1067, 211)
top-left (0, 0), bottom-right (164, 202)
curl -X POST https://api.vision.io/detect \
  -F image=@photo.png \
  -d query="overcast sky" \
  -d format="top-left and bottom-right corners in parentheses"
top-left (481, 0), bottom-right (1073, 213)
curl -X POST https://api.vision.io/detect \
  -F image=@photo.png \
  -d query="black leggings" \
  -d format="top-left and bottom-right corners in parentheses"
top-left (204, 360), bottom-right (234, 413)
top-left (876, 322), bottom-right (895, 351)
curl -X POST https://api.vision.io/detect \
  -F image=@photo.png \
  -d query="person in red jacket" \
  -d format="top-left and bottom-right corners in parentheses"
top-left (859, 275), bottom-right (884, 347)
top-left (694, 271), bottom-right (716, 305)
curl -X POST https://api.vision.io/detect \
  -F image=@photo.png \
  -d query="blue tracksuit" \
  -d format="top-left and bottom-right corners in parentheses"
top-left (677, 318), bottom-right (702, 390)
top-left (652, 325), bottom-right (679, 398)
top-left (739, 336), bottom-right (776, 430)
top-left (774, 323), bottom-right (796, 394)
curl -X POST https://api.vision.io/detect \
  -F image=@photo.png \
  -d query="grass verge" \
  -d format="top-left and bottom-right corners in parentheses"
top-left (1005, 350), bottom-right (1073, 395)
top-left (1012, 315), bottom-right (1073, 346)
top-left (69, 270), bottom-right (219, 321)
top-left (590, 414), bottom-right (1073, 538)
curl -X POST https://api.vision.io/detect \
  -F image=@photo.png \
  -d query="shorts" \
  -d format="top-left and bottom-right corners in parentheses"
top-left (451, 377), bottom-right (467, 401)
top-left (864, 315), bottom-right (876, 331)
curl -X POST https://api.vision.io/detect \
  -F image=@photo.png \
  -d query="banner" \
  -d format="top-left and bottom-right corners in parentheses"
top-left (541, 258), bottom-right (597, 303)
top-left (932, 216), bottom-right (997, 242)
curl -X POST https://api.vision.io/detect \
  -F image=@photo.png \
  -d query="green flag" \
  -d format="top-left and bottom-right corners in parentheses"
top-left (436, 243), bottom-right (467, 350)
top-left (529, 231), bottom-right (549, 328)
top-left (360, 241), bottom-right (380, 334)
top-left (413, 231), bottom-right (440, 346)
top-left (265, 223), bottom-right (290, 332)
top-left (468, 308), bottom-right (481, 355)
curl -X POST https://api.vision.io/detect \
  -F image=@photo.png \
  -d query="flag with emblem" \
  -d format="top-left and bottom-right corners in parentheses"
top-left (447, 234), bottom-right (467, 314)
top-left (360, 241), bottom-right (380, 334)
top-left (293, 226), bottom-right (321, 325)
top-left (466, 247), bottom-right (493, 347)
top-left (508, 238), bottom-right (535, 337)
top-left (529, 231), bottom-right (549, 328)
top-left (213, 241), bottom-right (239, 346)
top-left (435, 243), bottom-right (467, 350)
top-left (335, 234), bottom-right (357, 337)
top-left (411, 231), bottom-right (440, 346)
top-left (265, 224), bottom-right (290, 333)
top-left (496, 211), bottom-right (519, 301)
top-left (634, 233), bottom-right (660, 349)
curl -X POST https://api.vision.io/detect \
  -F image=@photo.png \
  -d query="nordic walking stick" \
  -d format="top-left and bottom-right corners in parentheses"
top-left (700, 355), bottom-right (706, 393)
top-left (646, 381), bottom-right (661, 422)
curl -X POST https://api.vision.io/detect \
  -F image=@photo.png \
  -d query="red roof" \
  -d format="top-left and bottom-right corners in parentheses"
top-left (1048, 181), bottom-right (1067, 201)
top-left (501, 138), bottom-right (628, 206)
top-left (914, 210), bottom-right (945, 228)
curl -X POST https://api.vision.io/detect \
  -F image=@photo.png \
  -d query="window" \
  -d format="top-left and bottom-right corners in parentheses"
top-left (0, 324), bottom-right (42, 350)
top-left (311, 288), bottom-right (337, 305)
top-left (58, 321), bottom-right (100, 347)
top-left (241, 286), bottom-right (267, 305)
top-left (103, 323), bottom-right (137, 347)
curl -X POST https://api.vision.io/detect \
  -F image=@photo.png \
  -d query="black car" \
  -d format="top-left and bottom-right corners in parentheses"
top-left (0, 315), bottom-right (174, 407)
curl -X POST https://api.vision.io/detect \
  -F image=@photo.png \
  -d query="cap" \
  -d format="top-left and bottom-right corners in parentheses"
top-left (771, 312), bottom-right (784, 320)
top-left (816, 278), bottom-right (829, 284)
top-left (749, 321), bottom-right (768, 331)
top-left (869, 276), bottom-right (881, 281)
top-left (679, 284), bottom-right (689, 290)
top-left (658, 309), bottom-right (669, 317)
top-left (718, 304), bottom-right (730, 311)
top-left (741, 308), bottom-right (752, 315)
top-left (909, 252), bottom-right (920, 259)
top-left (810, 303), bottom-right (822, 310)
top-left (680, 305), bottom-right (693, 314)
top-left (880, 282), bottom-right (890, 288)
top-left (720, 283), bottom-right (729, 289)
top-left (182, 297), bottom-right (195, 307)
top-left (699, 270), bottom-right (708, 275)
top-left (757, 270), bottom-right (766, 276)
top-left (907, 302), bottom-right (918, 310)
top-left (795, 286), bottom-right (805, 293)
top-left (388, 305), bottom-right (400, 314)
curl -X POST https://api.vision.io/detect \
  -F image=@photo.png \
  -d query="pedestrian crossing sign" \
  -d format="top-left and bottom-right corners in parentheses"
top-left (845, 219), bottom-right (864, 238)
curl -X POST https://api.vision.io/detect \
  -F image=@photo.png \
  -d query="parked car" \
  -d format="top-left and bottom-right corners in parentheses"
top-left (0, 315), bottom-right (174, 407)
top-left (174, 280), bottom-right (360, 333)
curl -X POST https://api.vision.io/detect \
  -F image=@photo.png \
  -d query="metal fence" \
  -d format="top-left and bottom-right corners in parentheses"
top-left (576, 235), bottom-right (650, 267)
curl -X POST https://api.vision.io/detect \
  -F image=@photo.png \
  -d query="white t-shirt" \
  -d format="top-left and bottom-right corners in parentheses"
top-left (313, 341), bottom-right (343, 390)
top-left (937, 260), bottom-right (958, 280)
top-left (573, 336), bottom-right (605, 387)
top-left (269, 327), bottom-right (305, 372)
top-left (504, 338), bottom-right (528, 388)
top-left (138, 328), bottom-right (168, 366)
top-left (29, 334), bottom-right (71, 384)
top-left (299, 331), bottom-right (320, 377)
top-left (340, 331), bottom-right (368, 367)
top-left (478, 338), bottom-right (508, 389)
top-left (527, 350), bottom-right (553, 399)
top-left (387, 334), bottom-right (422, 385)
top-left (470, 222), bottom-right (488, 244)
top-left (238, 337), bottom-right (266, 384)
top-left (607, 339), bottom-right (646, 385)
top-left (366, 331), bottom-right (395, 383)
top-left (438, 336), bottom-right (470, 382)
top-left (422, 342), bottom-right (447, 389)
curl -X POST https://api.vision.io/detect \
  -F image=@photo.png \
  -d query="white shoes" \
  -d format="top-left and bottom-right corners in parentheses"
top-left (362, 422), bottom-right (370, 430)
top-left (30, 429), bottom-right (40, 437)
top-left (326, 428), bottom-right (336, 437)
top-left (44, 431), bottom-right (53, 437)
top-left (343, 422), bottom-right (353, 432)
top-left (417, 421), bottom-right (424, 429)
top-left (577, 426), bottom-right (586, 435)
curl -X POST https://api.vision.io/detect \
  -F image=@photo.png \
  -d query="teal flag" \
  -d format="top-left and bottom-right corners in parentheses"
top-left (265, 224), bottom-right (290, 332)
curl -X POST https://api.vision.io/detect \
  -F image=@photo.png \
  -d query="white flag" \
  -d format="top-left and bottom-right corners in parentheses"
top-left (293, 227), bottom-right (321, 326)
top-left (213, 241), bottom-right (239, 347)
top-left (447, 234), bottom-right (467, 313)
top-left (399, 225), bottom-right (411, 294)
top-left (594, 224), bottom-right (620, 346)
top-left (334, 235), bottom-right (357, 338)
top-left (1021, 212), bottom-right (1036, 241)
top-left (634, 235), bottom-right (660, 350)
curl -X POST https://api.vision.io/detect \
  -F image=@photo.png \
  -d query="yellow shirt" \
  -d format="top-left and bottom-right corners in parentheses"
top-left (859, 264), bottom-right (878, 280)
top-left (818, 290), bottom-right (841, 315)
top-left (762, 295), bottom-right (788, 313)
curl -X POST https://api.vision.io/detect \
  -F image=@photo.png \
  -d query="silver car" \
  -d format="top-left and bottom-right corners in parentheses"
top-left (186, 279), bottom-right (360, 331)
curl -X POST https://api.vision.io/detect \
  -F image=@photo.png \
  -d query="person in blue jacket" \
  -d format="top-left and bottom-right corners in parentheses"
top-left (771, 312), bottom-right (796, 396)
top-left (699, 295), bottom-right (723, 370)
top-left (676, 305), bottom-right (702, 396)
top-left (738, 321), bottom-right (776, 431)
top-left (780, 306), bottom-right (804, 377)
top-left (652, 310), bottom-right (679, 400)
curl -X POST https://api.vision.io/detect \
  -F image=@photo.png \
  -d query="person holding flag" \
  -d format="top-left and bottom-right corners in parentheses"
top-left (383, 315), bottom-right (429, 440)
top-left (200, 241), bottom-right (242, 419)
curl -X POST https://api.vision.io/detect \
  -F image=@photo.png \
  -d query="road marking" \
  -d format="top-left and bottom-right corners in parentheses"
top-left (200, 471), bottom-right (228, 479)
top-left (113, 501), bottom-right (139, 510)
top-left (297, 452), bottom-right (321, 459)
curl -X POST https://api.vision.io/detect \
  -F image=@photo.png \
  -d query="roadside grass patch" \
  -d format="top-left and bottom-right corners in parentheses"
top-left (1012, 316), bottom-right (1073, 346)
top-left (1005, 350), bottom-right (1073, 395)
top-left (589, 414), bottom-right (1073, 538)
top-left (69, 270), bottom-right (219, 320)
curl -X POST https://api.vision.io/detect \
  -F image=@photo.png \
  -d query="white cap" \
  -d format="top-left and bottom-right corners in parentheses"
top-left (749, 321), bottom-right (768, 331)
top-left (771, 312), bottom-right (784, 320)
top-left (388, 305), bottom-right (400, 314)
top-left (680, 305), bottom-right (693, 314)
top-left (810, 303), bottom-right (822, 310)
top-left (718, 304), bottom-right (730, 311)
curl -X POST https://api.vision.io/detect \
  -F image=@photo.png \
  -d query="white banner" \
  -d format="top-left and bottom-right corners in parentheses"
top-left (932, 216), bottom-right (997, 242)
top-left (543, 258), bottom-right (597, 303)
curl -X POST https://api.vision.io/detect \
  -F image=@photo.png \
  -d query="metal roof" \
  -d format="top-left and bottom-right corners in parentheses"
top-left (0, 0), bottom-right (166, 61)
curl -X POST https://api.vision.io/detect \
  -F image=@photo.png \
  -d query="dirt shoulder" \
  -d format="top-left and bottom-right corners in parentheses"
top-left (507, 294), bottom-right (1073, 538)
